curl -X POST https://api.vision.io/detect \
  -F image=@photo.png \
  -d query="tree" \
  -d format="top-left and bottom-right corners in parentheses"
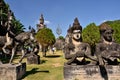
top-left (58, 36), bottom-right (64, 40)
top-left (0, 0), bottom-right (25, 34)
top-left (0, 0), bottom-right (9, 25)
top-left (35, 27), bottom-right (56, 56)
top-left (12, 19), bottom-right (25, 34)
top-left (82, 23), bottom-right (100, 54)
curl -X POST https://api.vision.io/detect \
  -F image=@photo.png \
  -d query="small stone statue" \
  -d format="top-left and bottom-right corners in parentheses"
top-left (27, 40), bottom-right (40, 64)
top-left (95, 23), bottom-right (120, 66)
top-left (37, 14), bottom-right (46, 32)
top-left (64, 18), bottom-right (97, 65)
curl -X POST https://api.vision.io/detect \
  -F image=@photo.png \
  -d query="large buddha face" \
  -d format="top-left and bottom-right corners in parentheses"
top-left (103, 29), bottom-right (113, 42)
top-left (72, 30), bottom-right (81, 41)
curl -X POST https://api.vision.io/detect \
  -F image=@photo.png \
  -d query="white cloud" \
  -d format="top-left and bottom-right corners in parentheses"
top-left (100, 19), bottom-right (113, 24)
top-left (101, 20), bottom-right (107, 23)
top-left (34, 19), bottom-right (51, 25)
top-left (44, 20), bottom-right (50, 25)
top-left (97, 19), bottom-right (109, 25)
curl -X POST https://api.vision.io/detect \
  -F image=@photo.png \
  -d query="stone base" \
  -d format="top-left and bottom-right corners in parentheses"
top-left (64, 64), bottom-right (120, 80)
top-left (27, 54), bottom-right (40, 64)
top-left (0, 63), bottom-right (26, 80)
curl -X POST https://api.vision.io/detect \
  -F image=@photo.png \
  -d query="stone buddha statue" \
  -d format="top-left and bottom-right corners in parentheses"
top-left (95, 23), bottom-right (120, 66)
top-left (64, 18), bottom-right (96, 65)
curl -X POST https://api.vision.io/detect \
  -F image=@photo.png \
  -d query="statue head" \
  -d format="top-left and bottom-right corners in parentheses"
top-left (99, 23), bottom-right (114, 42)
top-left (65, 18), bottom-right (82, 43)
top-left (67, 17), bottom-right (82, 42)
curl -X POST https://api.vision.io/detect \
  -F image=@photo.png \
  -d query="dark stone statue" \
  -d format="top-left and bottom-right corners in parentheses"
top-left (37, 14), bottom-right (46, 32)
top-left (64, 18), bottom-right (97, 65)
top-left (12, 28), bottom-right (36, 63)
top-left (0, 9), bottom-right (15, 64)
top-left (26, 40), bottom-right (40, 64)
top-left (64, 20), bottom-right (120, 80)
top-left (0, 25), bottom-right (36, 63)
top-left (0, 9), bottom-right (37, 64)
top-left (95, 23), bottom-right (120, 66)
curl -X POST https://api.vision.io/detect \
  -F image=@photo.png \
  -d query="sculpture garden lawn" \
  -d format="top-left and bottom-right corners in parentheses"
top-left (12, 49), bottom-right (120, 80)
top-left (13, 50), bottom-right (66, 80)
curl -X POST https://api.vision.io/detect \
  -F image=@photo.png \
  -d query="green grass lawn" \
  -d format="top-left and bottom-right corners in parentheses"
top-left (20, 50), bottom-right (66, 80)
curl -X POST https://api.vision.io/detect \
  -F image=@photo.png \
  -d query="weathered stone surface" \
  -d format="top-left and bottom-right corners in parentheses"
top-left (37, 14), bottom-right (46, 31)
top-left (96, 23), bottom-right (120, 65)
top-left (27, 54), bottom-right (40, 64)
top-left (64, 17), bottom-right (97, 65)
top-left (64, 64), bottom-right (120, 80)
top-left (0, 63), bottom-right (26, 80)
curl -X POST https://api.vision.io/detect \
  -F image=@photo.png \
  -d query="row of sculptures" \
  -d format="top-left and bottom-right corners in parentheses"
top-left (1, 9), bottom-right (120, 67)
top-left (64, 18), bottom-right (120, 66)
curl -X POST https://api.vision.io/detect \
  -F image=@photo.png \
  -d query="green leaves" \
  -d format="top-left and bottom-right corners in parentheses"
top-left (0, 0), bottom-right (25, 34)
top-left (82, 23), bottom-right (100, 46)
top-left (35, 28), bottom-right (56, 46)
top-left (12, 20), bottom-right (25, 34)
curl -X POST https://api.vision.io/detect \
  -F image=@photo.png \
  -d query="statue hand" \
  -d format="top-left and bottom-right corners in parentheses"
top-left (76, 51), bottom-right (84, 57)
top-left (67, 43), bottom-right (75, 49)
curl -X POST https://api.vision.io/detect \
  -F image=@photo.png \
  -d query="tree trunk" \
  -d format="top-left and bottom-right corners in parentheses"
top-left (42, 46), bottom-right (47, 57)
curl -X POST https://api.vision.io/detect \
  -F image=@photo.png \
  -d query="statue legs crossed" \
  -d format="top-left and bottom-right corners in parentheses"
top-left (66, 54), bottom-right (77, 65)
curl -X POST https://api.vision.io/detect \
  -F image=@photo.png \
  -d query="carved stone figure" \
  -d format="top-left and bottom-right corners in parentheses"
top-left (64, 18), bottom-right (96, 65)
top-left (11, 28), bottom-right (36, 63)
top-left (37, 14), bottom-right (46, 32)
top-left (95, 23), bottom-right (120, 66)
top-left (0, 9), bottom-right (15, 64)
top-left (0, 26), bottom-right (36, 64)
top-left (27, 40), bottom-right (40, 64)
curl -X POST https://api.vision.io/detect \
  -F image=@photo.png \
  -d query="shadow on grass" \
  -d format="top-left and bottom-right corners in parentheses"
top-left (22, 68), bottom-right (49, 79)
top-left (40, 59), bottom-right (48, 64)
top-left (45, 55), bottom-right (61, 58)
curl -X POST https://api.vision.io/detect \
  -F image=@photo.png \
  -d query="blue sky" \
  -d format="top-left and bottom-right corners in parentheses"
top-left (4, 0), bottom-right (120, 37)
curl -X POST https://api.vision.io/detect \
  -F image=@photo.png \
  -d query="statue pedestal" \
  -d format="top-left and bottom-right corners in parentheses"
top-left (64, 64), bottom-right (120, 80)
top-left (27, 54), bottom-right (40, 64)
top-left (0, 63), bottom-right (26, 80)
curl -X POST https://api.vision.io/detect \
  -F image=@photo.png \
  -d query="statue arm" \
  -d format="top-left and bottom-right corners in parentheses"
top-left (64, 44), bottom-right (76, 59)
top-left (84, 44), bottom-right (97, 61)
top-left (116, 44), bottom-right (120, 57)
top-left (9, 30), bottom-right (15, 37)
top-left (95, 44), bottom-right (104, 66)
top-left (109, 45), bottom-right (120, 57)
top-left (105, 43), bottom-right (120, 58)
top-left (7, 25), bottom-right (15, 37)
